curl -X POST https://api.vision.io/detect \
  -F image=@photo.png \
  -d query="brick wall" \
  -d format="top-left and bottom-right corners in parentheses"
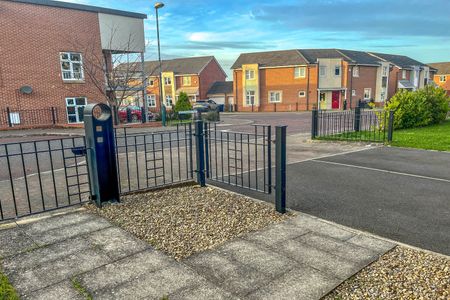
top-left (0, 1), bottom-right (105, 126)
top-left (347, 66), bottom-right (378, 107)
top-left (234, 66), bottom-right (318, 112)
top-left (199, 59), bottom-right (227, 99)
top-left (433, 75), bottom-right (450, 95)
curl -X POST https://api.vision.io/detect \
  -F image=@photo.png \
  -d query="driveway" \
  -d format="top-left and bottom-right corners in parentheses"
top-left (218, 146), bottom-right (450, 255)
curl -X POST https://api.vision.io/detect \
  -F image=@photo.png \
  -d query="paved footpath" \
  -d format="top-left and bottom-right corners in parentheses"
top-left (0, 208), bottom-right (395, 299)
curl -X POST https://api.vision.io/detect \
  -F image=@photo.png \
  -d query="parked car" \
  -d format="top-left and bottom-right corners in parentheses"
top-left (193, 99), bottom-right (218, 112)
top-left (118, 106), bottom-right (154, 122)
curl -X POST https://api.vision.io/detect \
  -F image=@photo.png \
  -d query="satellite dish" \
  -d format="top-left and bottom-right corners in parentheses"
top-left (19, 86), bottom-right (33, 94)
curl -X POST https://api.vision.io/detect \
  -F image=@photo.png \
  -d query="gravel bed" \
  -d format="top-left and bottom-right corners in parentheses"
top-left (85, 184), bottom-right (291, 260)
top-left (323, 246), bottom-right (450, 300)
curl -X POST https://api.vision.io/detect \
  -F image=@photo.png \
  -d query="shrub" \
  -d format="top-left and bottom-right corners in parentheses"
top-left (385, 86), bottom-right (449, 129)
top-left (174, 92), bottom-right (192, 120)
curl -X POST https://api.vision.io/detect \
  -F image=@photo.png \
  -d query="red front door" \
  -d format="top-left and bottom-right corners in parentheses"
top-left (332, 91), bottom-right (340, 109)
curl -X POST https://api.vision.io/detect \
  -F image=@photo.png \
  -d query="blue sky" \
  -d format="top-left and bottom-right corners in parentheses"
top-left (66, 0), bottom-right (450, 77)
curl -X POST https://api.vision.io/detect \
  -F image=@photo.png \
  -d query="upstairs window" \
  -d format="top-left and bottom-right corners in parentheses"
top-left (298, 91), bottom-right (306, 97)
top-left (182, 76), bottom-right (191, 86)
top-left (334, 66), bottom-right (341, 76)
top-left (164, 77), bottom-right (172, 85)
top-left (440, 75), bottom-right (446, 82)
top-left (382, 66), bottom-right (388, 77)
top-left (353, 66), bottom-right (359, 77)
top-left (402, 70), bottom-right (407, 79)
top-left (245, 70), bottom-right (255, 80)
top-left (319, 66), bottom-right (327, 77)
top-left (294, 67), bottom-right (306, 78)
top-left (149, 79), bottom-right (155, 86)
top-left (60, 52), bottom-right (83, 81)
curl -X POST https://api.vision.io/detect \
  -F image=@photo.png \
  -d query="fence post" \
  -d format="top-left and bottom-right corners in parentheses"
top-left (51, 107), bottom-right (56, 125)
top-left (267, 126), bottom-right (272, 194)
top-left (311, 109), bottom-right (318, 139)
top-left (387, 110), bottom-right (395, 142)
top-left (354, 106), bottom-right (361, 132)
top-left (6, 107), bottom-right (12, 127)
top-left (203, 122), bottom-right (210, 178)
top-left (195, 120), bottom-right (206, 186)
top-left (275, 125), bottom-right (287, 214)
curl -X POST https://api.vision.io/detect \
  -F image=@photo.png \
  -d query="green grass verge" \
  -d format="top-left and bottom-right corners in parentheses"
top-left (316, 130), bottom-right (386, 143)
top-left (0, 270), bottom-right (19, 300)
top-left (391, 120), bottom-right (450, 151)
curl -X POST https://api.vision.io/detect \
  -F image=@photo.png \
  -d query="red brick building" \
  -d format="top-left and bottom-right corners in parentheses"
top-left (232, 49), bottom-right (433, 112)
top-left (139, 56), bottom-right (227, 112)
top-left (427, 62), bottom-right (450, 96)
top-left (0, 0), bottom-right (146, 127)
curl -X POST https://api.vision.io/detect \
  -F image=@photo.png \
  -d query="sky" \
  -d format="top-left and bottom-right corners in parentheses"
top-left (64, 0), bottom-right (450, 78)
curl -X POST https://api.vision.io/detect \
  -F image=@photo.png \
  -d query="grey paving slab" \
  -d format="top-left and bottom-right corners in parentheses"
top-left (169, 282), bottom-right (238, 300)
top-left (246, 264), bottom-right (339, 300)
top-left (347, 233), bottom-right (396, 253)
top-left (185, 251), bottom-right (271, 297)
top-left (94, 264), bottom-right (204, 300)
top-left (242, 220), bottom-right (311, 246)
top-left (278, 239), bottom-right (366, 280)
top-left (22, 280), bottom-right (84, 300)
top-left (217, 238), bottom-right (296, 277)
top-left (76, 249), bottom-right (173, 294)
top-left (7, 248), bottom-right (111, 294)
top-left (297, 232), bottom-right (379, 264)
top-left (2, 236), bottom-right (91, 271)
top-left (20, 212), bottom-right (112, 244)
top-left (0, 226), bottom-right (37, 258)
top-left (85, 226), bottom-right (150, 260)
top-left (288, 214), bottom-right (356, 241)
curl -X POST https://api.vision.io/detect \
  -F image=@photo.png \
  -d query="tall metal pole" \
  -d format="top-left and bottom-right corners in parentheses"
top-left (155, 7), bottom-right (166, 126)
top-left (141, 52), bottom-right (148, 123)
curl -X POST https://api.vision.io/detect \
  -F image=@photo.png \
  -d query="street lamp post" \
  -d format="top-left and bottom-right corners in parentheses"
top-left (155, 2), bottom-right (166, 126)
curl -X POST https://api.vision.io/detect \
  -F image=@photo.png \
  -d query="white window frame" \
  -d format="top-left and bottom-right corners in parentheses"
top-left (334, 65), bottom-right (341, 76)
top-left (353, 66), bottom-right (359, 77)
top-left (294, 67), bottom-right (306, 78)
top-left (164, 77), bottom-right (172, 85)
top-left (440, 75), bottom-right (447, 82)
top-left (364, 88), bottom-right (371, 100)
top-left (268, 91), bottom-right (282, 103)
top-left (147, 94), bottom-right (157, 107)
top-left (245, 70), bottom-right (255, 80)
top-left (382, 66), bottom-right (388, 77)
top-left (319, 66), bottom-right (326, 77)
top-left (148, 79), bottom-right (155, 86)
top-left (182, 76), bottom-right (191, 86)
top-left (65, 97), bottom-right (87, 124)
top-left (245, 90), bottom-right (255, 106)
top-left (60, 52), bottom-right (84, 81)
top-left (298, 90), bottom-right (306, 98)
top-left (402, 70), bottom-right (407, 79)
top-left (165, 95), bottom-right (173, 107)
top-left (352, 89), bottom-right (356, 96)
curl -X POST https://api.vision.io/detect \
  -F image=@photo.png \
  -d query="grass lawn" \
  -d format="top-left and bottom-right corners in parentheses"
top-left (0, 271), bottom-right (19, 300)
top-left (392, 120), bottom-right (450, 151)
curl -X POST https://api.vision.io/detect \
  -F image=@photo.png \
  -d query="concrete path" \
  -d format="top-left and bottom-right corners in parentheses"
top-left (0, 208), bottom-right (395, 299)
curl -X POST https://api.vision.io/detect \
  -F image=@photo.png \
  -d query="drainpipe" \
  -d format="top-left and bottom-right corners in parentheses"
top-left (349, 65), bottom-right (354, 109)
top-left (306, 65), bottom-right (310, 110)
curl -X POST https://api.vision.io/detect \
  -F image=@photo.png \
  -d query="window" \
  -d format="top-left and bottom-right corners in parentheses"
top-left (269, 91), bottom-right (282, 103)
top-left (298, 91), bottom-right (306, 97)
top-left (147, 94), bottom-right (156, 107)
top-left (294, 67), bottom-right (306, 78)
top-left (182, 76), bottom-right (191, 86)
top-left (245, 70), bottom-right (255, 80)
top-left (352, 89), bottom-right (356, 96)
top-left (149, 79), bottom-right (155, 86)
top-left (165, 95), bottom-right (173, 106)
top-left (66, 97), bottom-right (86, 123)
top-left (60, 52), bottom-right (83, 81)
top-left (382, 66), bottom-right (388, 77)
top-left (245, 90), bottom-right (255, 105)
top-left (364, 88), bottom-right (371, 100)
top-left (440, 75), bottom-right (447, 82)
top-left (334, 65), bottom-right (341, 76)
top-left (381, 91), bottom-right (386, 101)
top-left (382, 77), bottom-right (388, 88)
top-left (353, 66), bottom-right (359, 77)
top-left (164, 77), bottom-right (172, 85)
top-left (402, 70), bottom-right (407, 79)
top-left (319, 66), bottom-right (326, 77)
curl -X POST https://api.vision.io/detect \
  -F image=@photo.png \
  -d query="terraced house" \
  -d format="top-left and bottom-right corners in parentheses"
top-left (0, 0), bottom-right (146, 127)
top-left (142, 56), bottom-right (227, 111)
top-left (231, 49), bottom-right (433, 112)
top-left (427, 62), bottom-right (450, 96)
